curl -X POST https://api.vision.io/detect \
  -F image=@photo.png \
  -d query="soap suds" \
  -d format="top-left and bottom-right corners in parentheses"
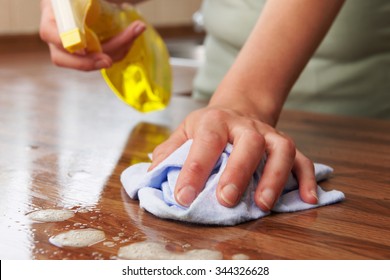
top-left (26, 209), bottom-right (75, 222)
top-left (232, 253), bottom-right (250, 260)
top-left (49, 228), bottom-right (105, 248)
top-left (103, 241), bottom-right (116, 248)
top-left (118, 241), bottom-right (223, 260)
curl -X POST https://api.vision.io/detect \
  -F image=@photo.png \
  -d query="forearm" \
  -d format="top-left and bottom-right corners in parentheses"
top-left (209, 0), bottom-right (345, 126)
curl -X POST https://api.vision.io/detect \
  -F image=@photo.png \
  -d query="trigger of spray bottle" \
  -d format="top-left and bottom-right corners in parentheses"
top-left (50, 0), bottom-right (172, 113)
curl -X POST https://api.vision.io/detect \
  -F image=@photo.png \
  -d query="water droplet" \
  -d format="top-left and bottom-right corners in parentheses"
top-left (67, 170), bottom-right (91, 180)
top-left (26, 209), bottom-right (75, 222)
top-left (49, 228), bottom-right (105, 248)
top-left (118, 241), bottom-right (223, 260)
top-left (26, 145), bottom-right (39, 150)
top-left (103, 241), bottom-right (116, 248)
top-left (232, 253), bottom-right (250, 260)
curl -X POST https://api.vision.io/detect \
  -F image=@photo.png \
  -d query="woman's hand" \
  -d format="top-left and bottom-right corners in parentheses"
top-left (39, 0), bottom-right (145, 71)
top-left (149, 106), bottom-right (318, 211)
top-left (151, 0), bottom-right (343, 211)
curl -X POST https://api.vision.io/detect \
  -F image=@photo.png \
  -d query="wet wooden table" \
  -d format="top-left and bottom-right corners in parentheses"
top-left (1, 40), bottom-right (389, 260)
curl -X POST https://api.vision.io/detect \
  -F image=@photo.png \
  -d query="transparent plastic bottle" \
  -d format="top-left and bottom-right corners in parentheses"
top-left (51, 0), bottom-right (172, 112)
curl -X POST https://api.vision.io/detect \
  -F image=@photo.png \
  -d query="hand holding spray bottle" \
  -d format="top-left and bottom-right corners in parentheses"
top-left (50, 0), bottom-right (172, 112)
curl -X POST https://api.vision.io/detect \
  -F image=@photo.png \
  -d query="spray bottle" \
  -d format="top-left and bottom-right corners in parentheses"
top-left (50, 0), bottom-right (172, 112)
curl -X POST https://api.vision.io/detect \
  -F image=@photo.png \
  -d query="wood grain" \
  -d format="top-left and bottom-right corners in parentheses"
top-left (0, 39), bottom-right (389, 260)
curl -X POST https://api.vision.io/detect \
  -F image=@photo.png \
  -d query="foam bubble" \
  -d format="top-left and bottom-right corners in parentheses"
top-left (26, 209), bottom-right (75, 222)
top-left (103, 241), bottom-right (116, 248)
top-left (232, 253), bottom-right (250, 260)
top-left (118, 241), bottom-right (223, 260)
top-left (49, 229), bottom-right (105, 248)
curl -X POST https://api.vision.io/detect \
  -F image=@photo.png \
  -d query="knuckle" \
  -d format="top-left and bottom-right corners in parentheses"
top-left (185, 160), bottom-right (206, 177)
top-left (227, 164), bottom-right (252, 182)
top-left (50, 54), bottom-right (63, 67)
top-left (269, 169), bottom-right (284, 180)
top-left (244, 118), bottom-right (259, 129)
top-left (278, 136), bottom-right (296, 157)
top-left (74, 61), bottom-right (95, 72)
top-left (203, 108), bottom-right (227, 124)
top-left (245, 130), bottom-right (265, 146)
top-left (199, 131), bottom-right (225, 150)
top-left (77, 63), bottom-right (94, 72)
top-left (299, 155), bottom-right (314, 168)
top-left (152, 144), bottom-right (167, 159)
top-left (50, 51), bottom-right (94, 71)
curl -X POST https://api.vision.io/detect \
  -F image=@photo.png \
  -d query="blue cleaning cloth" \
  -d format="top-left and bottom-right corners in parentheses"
top-left (121, 140), bottom-right (345, 225)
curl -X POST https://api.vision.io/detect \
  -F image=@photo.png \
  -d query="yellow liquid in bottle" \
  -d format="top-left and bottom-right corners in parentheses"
top-left (79, 0), bottom-right (172, 112)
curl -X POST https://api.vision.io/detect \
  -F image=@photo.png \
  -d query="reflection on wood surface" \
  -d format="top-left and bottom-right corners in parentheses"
top-left (0, 38), bottom-right (389, 260)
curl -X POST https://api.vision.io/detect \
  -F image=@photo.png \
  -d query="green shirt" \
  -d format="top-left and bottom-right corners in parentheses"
top-left (193, 0), bottom-right (390, 119)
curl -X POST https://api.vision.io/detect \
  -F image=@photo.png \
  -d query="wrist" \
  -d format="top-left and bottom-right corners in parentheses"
top-left (209, 86), bottom-right (282, 127)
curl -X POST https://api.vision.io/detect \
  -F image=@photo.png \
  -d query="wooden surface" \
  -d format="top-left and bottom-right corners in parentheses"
top-left (1, 39), bottom-right (389, 260)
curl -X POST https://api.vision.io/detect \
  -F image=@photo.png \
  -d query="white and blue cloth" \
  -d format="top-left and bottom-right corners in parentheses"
top-left (121, 140), bottom-right (345, 225)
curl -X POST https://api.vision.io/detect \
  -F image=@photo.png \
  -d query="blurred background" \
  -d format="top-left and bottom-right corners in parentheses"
top-left (0, 0), bottom-right (202, 35)
top-left (0, 0), bottom-right (205, 95)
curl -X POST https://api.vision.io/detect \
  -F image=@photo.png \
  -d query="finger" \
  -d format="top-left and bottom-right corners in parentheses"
top-left (49, 44), bottom-right (112, 71)
top-left (148, 128), bottom-right (188, 171)
top-left (255, 132), bottom-right (296, 211)
top-left (40, 21), bottom-right (62, 47)
top-left (175, 129), bottom-right (228, 207)
top-left (102, 21), bottom-right (146, 61)
top-left (216, 130), bottom-right (265, 207)
top-left (293, 150), bottom-right (318, 204)
top-left (40, 2), bottom-right (62, 47)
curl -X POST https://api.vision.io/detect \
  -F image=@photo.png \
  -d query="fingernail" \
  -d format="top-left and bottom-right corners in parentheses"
top-left (259, 188), bottom-right (275, 210)
top-left (134, 23), bottom-right (145, 35)
top-left (220, 184), bottom-right (240, 206)
top-left (94, 60), bottom-right (109, 69)
top-left (147, 164), bottom-right (154, 172)
top-left (176, 186), bottom-right (197, 207)
top-left (311, 190), bottom-right (319, 203)
top-left (147, 162), bottom-right (156, 172)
